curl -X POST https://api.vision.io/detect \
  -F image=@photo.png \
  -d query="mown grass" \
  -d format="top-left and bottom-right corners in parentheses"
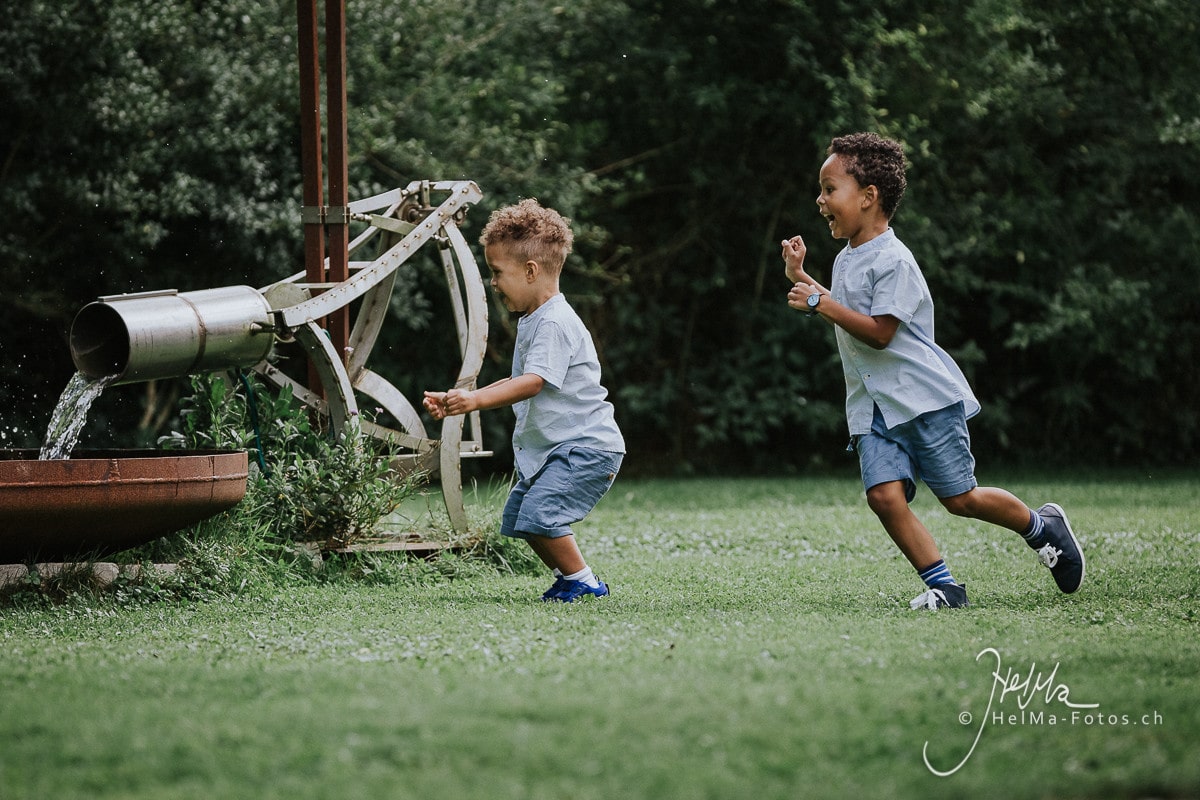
top-left (1, 470), bottom-right (1197, 799)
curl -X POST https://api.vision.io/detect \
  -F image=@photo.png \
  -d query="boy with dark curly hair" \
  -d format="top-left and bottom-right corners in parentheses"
top-left (781, 132), bottom-right (1084, 610)
top-left (424, 199), bottom-right (624, 602)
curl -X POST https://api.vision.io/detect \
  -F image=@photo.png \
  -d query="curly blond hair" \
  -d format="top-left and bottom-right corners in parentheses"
top-left (479, 198), bottom-right (574, 275)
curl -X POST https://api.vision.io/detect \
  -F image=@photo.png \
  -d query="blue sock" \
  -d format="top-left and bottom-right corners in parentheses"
top-left (1020, 509), bottom-right (1046, 547)
top-left (918, 559), bottom-right (957, 588)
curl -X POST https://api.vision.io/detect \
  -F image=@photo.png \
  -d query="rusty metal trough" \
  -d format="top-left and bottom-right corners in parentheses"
top-left (0, 449), bottom-right (248, 563)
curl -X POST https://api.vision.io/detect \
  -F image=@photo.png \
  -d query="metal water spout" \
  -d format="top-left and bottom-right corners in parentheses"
top-left (66, 179), bottom-right (491, 532)
top-left (70, 286), bottom-right (275, 385)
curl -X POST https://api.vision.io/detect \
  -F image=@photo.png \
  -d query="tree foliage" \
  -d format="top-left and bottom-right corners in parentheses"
top-left (1, 0), bottom-right (299, 443)
top-left (2, 0), bottom-right (1196, 469)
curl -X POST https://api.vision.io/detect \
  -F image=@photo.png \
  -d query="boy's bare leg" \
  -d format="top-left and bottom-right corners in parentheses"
top-left (940, 485), bottom-right (1084, 594)
top-left (866, 480), bottom-right (942, 569)
top-left (527, 533), bottom-right (586, 576)
top-left (939, 486), bottom-right (1031, 531)
top-left (526, 541), bottom-right (557, 571)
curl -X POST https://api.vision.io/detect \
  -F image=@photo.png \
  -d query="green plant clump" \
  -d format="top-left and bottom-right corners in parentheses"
top-left (161, 373), bottom-right (422, 549)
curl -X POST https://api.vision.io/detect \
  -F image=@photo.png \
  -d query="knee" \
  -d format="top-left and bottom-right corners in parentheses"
top-left (866, 483), bottom-right (908, 520)
top-left (940, 491), bottom-right (977, 517)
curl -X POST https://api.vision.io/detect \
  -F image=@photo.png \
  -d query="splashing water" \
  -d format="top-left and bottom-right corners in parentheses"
top-left (39, 372), bottom-right (117, 460)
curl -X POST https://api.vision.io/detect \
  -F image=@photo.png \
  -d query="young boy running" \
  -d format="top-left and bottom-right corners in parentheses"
top-left (782, 132), bottom-right (1084, 610)
top-left (424, 199), bottom-right (624, 602)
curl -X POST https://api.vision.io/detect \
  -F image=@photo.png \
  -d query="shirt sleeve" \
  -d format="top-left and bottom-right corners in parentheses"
top-left (521, 319), bottom-right (576, 389)
top-left (868, 257), bottom-right (925, 324)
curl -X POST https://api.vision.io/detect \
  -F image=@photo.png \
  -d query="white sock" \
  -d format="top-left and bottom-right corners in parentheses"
top-left (563, 566), bottom-right (599, 588)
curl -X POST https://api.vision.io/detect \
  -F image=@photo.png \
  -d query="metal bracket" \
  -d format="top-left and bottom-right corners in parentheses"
top-left (97, 289), bottom-right (179, 303)
top-left (301, 205), bottom-right (352, 225)
top-left (352, 213), bottom-right (417, 237)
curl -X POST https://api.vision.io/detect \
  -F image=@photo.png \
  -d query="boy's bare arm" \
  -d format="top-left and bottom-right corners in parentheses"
top-left (782, 234), bottom-right (899, 349)
top-left (423, 374), bottom-right (545, 419)
top-left (787, 282), bottom-right (899, 350)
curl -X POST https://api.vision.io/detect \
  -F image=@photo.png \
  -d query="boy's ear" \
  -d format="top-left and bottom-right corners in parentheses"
top-left (862, 184), bottom-right (879, 208)
top-left (525, 260), bottom-right (540, 281)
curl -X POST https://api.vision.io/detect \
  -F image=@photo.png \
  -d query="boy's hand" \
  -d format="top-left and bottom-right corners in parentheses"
top-left (781, 235), bottom-right (811, 283)
top-left (788, 281), bottom-right (821, 311)
top-left (422, 389), bottom-right (477, 419)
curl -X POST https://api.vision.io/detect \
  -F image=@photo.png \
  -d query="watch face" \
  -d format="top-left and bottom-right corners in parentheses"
top-left (807, 293), bottom-right (821, 308)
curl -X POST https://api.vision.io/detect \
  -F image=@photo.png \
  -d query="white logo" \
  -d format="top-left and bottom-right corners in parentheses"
top-left (924, 647), bottom-right (1100, 776)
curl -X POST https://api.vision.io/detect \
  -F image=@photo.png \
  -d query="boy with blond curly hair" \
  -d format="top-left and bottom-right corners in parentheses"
top-left (425, 199), bottom-right (624, 602)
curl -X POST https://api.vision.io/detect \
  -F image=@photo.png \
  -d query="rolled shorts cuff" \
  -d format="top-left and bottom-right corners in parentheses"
top-left (924, 473), bottom-right (979, 500)
top-left (502, 521), bottom-right (572, 540)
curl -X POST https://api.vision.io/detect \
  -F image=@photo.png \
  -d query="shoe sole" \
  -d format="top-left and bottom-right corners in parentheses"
top-left (1043, 502), bottom-right (1086, 593)
top-left (548, 582), bottom-right (610, 603)
top-left (553, 593), bottom-right (609, 603)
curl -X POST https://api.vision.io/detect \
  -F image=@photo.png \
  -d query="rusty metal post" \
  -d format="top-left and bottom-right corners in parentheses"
top-left (324, 0), bottom-right (351, 366)
top-left (296, 0), bottom-right (325, 393)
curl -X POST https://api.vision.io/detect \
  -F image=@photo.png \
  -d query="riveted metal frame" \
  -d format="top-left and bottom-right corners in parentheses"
top-left (254, 179), bottom-right (490, 532)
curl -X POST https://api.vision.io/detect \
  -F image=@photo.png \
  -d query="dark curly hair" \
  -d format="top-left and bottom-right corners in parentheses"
top-left (479, 198), bottom-right (574, 275)
top-left (828, 133), bottom-right (907, 219)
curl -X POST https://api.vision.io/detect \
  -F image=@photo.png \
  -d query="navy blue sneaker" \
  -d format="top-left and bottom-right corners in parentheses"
top-left (541, 576), bottom-right (569, 601)
top-left (909, 583), bottom-right (969, 610)
top-left (551, 579), bottom-right (610, 603)
top-left (1036, 503), bottom-right (1085, 593)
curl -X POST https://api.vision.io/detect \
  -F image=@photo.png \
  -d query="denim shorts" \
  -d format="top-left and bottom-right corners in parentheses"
top-left (500, 445), bottom-right (623, 539)
top-left (855, 402), bottom-right (977, 502)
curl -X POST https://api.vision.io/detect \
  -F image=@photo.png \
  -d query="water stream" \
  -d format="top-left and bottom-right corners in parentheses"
top-left (39, 372), bottom-right (116, 460)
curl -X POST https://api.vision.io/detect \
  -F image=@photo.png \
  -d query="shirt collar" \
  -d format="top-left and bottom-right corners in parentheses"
top-left (521, 292), bottom-right (564, 322)
top-left (845, 227), bottom-right (896, 256)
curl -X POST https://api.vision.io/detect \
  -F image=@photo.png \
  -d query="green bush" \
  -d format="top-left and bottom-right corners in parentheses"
top-left (160, 372), bottom-right (426, 547)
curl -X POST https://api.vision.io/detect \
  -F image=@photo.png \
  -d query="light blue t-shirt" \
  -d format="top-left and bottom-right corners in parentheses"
top-left (511, 293), bottom-right (625, 477)
top-left (830, 228), bottom-right (980, 435)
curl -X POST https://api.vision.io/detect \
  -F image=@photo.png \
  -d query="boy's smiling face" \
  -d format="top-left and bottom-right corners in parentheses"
top-left (485, 242), bottom-right (562, 315)
top-left (484, 243), bottom-right (532, 313)
top-left (816, 153), bottom-right (875, 246)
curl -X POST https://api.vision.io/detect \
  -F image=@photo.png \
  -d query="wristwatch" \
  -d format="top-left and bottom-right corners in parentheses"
top-left (806, 292), bottom-right (822, 316)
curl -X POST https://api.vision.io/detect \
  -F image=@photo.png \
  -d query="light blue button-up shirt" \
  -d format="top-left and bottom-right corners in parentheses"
top-left (830, 229), bottom-right (980, 435)
top-left (511, 293), bottom-right (625, 477)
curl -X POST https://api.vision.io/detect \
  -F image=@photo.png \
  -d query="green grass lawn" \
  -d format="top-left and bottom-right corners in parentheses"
top-left (2, 471), bottom-right (1198, 799)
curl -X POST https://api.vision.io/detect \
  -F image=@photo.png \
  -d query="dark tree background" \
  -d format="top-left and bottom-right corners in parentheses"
top-left (2, 0), bottom-right (1197, 472)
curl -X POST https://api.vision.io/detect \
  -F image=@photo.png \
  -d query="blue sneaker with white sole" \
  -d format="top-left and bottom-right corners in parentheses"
top-left (551, 579), bottom-right (610, 603)
top-left (1035, 502), bottom-right (1085, 594)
